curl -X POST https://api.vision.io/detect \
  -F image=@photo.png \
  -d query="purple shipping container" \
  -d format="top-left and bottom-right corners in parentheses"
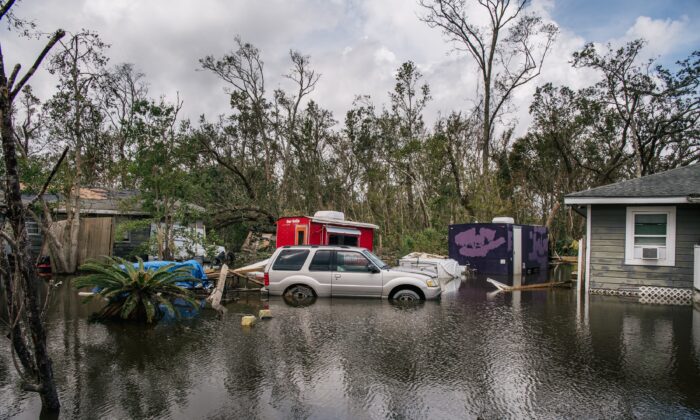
top-left (448, 223), bottom-right (549, 285)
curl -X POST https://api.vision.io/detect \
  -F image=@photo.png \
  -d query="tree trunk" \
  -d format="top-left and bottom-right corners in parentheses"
top-left (545, 201), bottom-right (561, 229)
top-left (1, 82), bottom-right (61, 412)
top-left (482, 75), bottom-right (491, 174)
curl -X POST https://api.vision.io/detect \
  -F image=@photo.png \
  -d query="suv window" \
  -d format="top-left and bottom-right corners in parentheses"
top-left (272, 249), bottom-right (310, 271)
top-left (309, 250), bottom-right (333, 271)
top-left (336, 251), bottom-right (372, 272)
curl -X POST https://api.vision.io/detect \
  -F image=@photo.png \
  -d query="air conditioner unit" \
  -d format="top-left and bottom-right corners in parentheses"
top-left (642, 247), bottom-right (659, 260)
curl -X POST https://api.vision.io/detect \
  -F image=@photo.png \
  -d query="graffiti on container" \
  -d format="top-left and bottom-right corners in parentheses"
top-left (527, 227), bottom-right (548, 262)
top-left (454, 227), bottom-right (506, 257)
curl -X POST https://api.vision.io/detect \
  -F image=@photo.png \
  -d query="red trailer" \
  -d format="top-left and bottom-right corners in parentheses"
top-left (276, 211), bottom-right (379, 251)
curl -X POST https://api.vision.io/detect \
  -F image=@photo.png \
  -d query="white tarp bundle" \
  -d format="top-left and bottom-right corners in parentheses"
top-left (232, 258), bottom-right (270, 279)
top-left (397, 252), bottom-right (462, 280)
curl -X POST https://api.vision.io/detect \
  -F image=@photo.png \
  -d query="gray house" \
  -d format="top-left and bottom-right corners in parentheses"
top-left (564, 164), bottom-right (700, 299)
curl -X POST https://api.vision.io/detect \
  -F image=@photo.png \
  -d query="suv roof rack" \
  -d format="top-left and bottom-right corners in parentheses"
top-left (282, 245), bottom-right (319, 248)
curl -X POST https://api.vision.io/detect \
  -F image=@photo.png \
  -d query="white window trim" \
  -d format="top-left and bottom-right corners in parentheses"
top-left (624, 206), bottom-right (676, 267)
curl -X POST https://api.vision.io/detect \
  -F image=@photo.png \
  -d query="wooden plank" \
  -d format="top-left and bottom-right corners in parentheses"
top-left (207, 264), bottom-right (228, 315)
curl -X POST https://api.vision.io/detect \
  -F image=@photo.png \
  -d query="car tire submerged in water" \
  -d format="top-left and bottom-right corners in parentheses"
top-left (283, 285), bottom-right (316, 307)
top-left (391, 288), bottom-right (422, 302)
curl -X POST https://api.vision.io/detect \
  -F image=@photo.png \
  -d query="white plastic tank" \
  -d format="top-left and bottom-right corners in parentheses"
top-left (492, 216), bottom-right (515, 224)
top-left (314, 210), bottom-right (345, 220)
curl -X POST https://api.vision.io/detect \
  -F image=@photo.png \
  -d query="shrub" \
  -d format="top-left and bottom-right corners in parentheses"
top-left (74, 257), bottom-right (199, 323)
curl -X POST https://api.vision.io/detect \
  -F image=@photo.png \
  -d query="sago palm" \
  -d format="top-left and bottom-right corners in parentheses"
top-left (74, 257), bottom-right (199, 323)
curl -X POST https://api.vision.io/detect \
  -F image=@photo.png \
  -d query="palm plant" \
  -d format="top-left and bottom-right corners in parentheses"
top-left (74, 257), bottom-right (200, 323)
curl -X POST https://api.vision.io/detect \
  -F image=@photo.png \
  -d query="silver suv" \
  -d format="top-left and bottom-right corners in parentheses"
top-left (263, 245), bottom-right (441, 302)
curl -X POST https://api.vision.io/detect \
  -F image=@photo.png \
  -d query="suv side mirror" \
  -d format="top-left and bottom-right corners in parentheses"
top-left (367, 264), bottom-right (380, 273)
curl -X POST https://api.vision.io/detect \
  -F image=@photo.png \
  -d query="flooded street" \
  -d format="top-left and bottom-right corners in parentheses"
top-left (2, 277), bottom-right (700, 419)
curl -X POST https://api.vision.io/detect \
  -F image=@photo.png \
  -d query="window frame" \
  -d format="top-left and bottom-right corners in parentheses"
top-left (308, 250), bottom-right (334, 272)
top-left (116, 230), bottom-right (131, 243)
top-left (624, 206), bottom-right (676, 267)
top-left (25, 220), bottom-right (40, 236)
top-left (295, 225), bottom-right (308, 245)
top-left (335, 250), bottom-right (373, 273)
top-left (272, 249), bottom-right (311, 271)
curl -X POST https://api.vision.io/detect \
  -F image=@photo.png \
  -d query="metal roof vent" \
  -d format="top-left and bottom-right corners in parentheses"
top-left (492, 216), bottom-right (515, 224)
top-left (314, 210), bottom-right (345, 220)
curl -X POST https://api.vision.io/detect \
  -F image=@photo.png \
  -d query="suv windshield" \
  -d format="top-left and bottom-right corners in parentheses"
top-left (362, 250), bottom-right (390, 269)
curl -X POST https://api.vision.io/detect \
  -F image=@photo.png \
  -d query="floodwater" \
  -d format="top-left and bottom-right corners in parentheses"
top-left (2, 273), bottom-right (700, 419)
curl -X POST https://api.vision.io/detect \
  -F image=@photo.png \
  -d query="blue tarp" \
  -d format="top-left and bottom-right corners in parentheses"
top-left (134, 260), bottom-right (210, 289)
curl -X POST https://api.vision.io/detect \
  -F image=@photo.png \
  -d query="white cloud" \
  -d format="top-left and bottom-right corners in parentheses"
top-left (2, 0), bottom-right (696, 140)
top-left (621, 15), bottom-right (693, 58)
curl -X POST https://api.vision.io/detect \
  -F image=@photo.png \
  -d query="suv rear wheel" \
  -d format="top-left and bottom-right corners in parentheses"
top-left (283, 284), bottom-right (317, 307)
top-left (390, 288), bottom-right (422, 302)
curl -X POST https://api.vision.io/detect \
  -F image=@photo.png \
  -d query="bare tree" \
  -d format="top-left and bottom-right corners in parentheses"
top-left (99, 62), bottom-right (149, 186)
top-left (420, 0), bottom-right (557, 172)
top-left (35, 30), bottom-right (109, 274)
top-left (0, 0), bottom-right (65, 411)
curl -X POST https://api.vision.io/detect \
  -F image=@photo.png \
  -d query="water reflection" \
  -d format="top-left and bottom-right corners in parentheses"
top-left (1, 277), bottom-right (700, 419)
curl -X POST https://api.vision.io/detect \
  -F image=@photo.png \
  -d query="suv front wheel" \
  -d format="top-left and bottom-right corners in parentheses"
top-left (390, 288), bottom-right (423, 302)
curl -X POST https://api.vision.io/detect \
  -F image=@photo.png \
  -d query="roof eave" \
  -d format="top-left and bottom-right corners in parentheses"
top-left (563, 196), bottom-right (691, 205)
top-left (310, 217), bottom-right (380, 230)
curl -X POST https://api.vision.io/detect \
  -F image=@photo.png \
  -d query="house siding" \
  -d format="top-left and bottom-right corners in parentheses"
top-left (589, 204), bottom-right (700, 290)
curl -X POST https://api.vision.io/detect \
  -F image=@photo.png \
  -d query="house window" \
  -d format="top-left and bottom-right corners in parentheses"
top-left (328, 234), bottom-right (358, 247)
top-left (625, 206), bottom-right (676, 266)
top-left (26, 221), bottom-right (40, 236)
top-left (118, 230), bottom-right (131, 243)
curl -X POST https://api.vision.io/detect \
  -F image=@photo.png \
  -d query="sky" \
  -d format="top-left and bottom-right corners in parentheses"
top-left (3, 0), bottom-right (699, 138)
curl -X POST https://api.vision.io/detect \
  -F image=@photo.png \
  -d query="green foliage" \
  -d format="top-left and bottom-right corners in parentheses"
top-left (397, 228), bottom-right (448, 257)
top-left (13, 33), bottom-right (697, 267)
top-left (554, 238), bottom-right (579, 257)
top-left (74, 257), bottom-right (199, 323)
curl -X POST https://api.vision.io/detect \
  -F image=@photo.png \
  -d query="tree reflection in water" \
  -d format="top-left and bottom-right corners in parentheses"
top-left (1, 278), bottom-right (700, 418)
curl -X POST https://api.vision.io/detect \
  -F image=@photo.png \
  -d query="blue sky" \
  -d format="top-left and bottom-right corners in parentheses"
top-left (552, 0), bottom-right (699, 61)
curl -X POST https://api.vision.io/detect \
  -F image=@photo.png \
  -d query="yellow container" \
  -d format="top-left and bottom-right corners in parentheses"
top-left (258, 309), bottom-right (272, 319)
top-left (241, 315), bottom-right (256, 327)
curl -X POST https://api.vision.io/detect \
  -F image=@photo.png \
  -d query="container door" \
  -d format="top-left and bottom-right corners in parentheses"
top-left (513, 226), bottom-right (522, 285)
top-left (295, 225), bottom-right (308, 245)
top-left (332, 250), bottom-right (382, 297)
top-left (694, 245), bottom-right (700, 292)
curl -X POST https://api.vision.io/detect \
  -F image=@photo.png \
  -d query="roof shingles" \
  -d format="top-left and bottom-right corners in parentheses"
top-left (566, 164), bottom-right (700, 198)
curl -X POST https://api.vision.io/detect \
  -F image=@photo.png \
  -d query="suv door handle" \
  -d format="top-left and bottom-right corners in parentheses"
top-left (333, 274), bottom-right (341, 279)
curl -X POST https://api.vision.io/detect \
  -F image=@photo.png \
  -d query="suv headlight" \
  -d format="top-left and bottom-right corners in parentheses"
top-left (426, 279), bottom-right (439, 288)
